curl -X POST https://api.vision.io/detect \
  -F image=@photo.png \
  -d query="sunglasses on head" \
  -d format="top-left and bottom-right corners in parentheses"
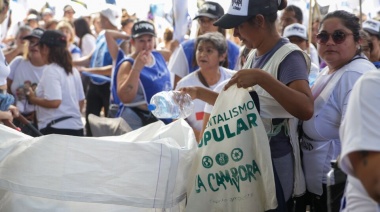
top-left (316, 30), bottom-right (353, 45)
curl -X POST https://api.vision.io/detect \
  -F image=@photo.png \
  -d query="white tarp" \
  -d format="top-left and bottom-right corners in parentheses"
top-left (0, 119), bottom-right (197, 211)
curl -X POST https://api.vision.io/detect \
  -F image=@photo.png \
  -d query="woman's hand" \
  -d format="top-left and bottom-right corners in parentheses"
top-left (179, 87), bottom-right (199, 100)
top-left (224, 69), bottom-right (266, 90)
top-left (132, 50), bottom-right (150, 72)
top-left (8, 105), bottom-right (19, 118)
top-left (0, 111), bottom-right (13, 122)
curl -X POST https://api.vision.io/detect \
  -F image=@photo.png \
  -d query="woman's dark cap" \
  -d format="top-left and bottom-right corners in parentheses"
top-left (38, 30), bottom-right (67, 48)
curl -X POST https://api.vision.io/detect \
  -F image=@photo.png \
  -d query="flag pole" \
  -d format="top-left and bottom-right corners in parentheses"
top-left (308, 0), bottom-right (313, 54)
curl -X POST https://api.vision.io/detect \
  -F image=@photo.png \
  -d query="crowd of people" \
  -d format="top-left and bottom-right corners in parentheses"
top-left (0, 0), bottom-right (380, 211)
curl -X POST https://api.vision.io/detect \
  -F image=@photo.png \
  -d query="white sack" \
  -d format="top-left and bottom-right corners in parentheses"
top-left (0, 119), bottom-right (197, 211)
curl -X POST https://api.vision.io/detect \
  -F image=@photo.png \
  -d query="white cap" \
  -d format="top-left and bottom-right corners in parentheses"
top-left (100, 4), bottom-right (121, 29)
top-left (27, 14), bottom-right (38, 21)
top-left (283, 23), bottom-right (308, 40)
top-left (363, 19), bottom-right (380, 36)
top-left (42, 8), bottom-right (53, 15)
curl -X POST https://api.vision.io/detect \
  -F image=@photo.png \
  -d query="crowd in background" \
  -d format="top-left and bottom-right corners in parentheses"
top-left (1, 0), bottom-right (380, 211)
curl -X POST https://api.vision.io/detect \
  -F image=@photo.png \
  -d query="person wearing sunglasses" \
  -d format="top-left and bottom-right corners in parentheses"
top-left (301, 10), bottom-right (377, 211)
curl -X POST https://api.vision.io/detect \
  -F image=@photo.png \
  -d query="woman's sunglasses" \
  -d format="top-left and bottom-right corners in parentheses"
top-left (316, 30), bottom-right (353, 45)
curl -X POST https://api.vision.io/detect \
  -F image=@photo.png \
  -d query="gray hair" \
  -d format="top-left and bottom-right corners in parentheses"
top-left (195, 32), bottom-right (228, 55)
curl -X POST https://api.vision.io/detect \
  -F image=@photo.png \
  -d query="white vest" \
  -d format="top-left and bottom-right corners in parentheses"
top-left (245, 43), bottom-right (311, 197)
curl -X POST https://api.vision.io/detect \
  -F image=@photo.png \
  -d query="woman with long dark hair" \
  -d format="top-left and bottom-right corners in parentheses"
top-left (27, 30), bottom-right (85, 136)
top-left (74, 17), bottom-right (96, 57)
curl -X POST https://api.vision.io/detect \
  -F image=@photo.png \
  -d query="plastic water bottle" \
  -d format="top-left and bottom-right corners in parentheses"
top-left (148, 91), bottom-right (194, 119)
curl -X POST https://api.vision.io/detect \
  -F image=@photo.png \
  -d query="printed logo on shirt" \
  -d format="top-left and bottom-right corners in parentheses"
top-left (196, 112), bottom-right (205, 120)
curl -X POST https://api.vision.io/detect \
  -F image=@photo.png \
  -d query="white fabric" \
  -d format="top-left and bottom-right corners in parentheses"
top-left (69, 43), bottom-right (81, 60)
top-left (186, 85), bottom-right (277, 211)
top-left (175, 67), bottom-right (235, 131)
top-left (168, 46), bottom-right (188, 78)
top-left (8, 56), bottom-right (45, 114)
top-left (0, 47), bottom-right (10, 86)
top-left (35, 63), bottom-right (85, 130)
top-left (309, 44), bottom-right (319, 67)
top-left (204, 80), bottom-right (228, 114)
top-left (341, 176), bottom-right (380, 212)
top-left (81, 33), bottom-right (96, 57)
top-left (339, 70), bottom-right (380, 211)
top-left (0, 119), bottom-right (197, 211)
top-left (302, 57), bottom-right (375, 195)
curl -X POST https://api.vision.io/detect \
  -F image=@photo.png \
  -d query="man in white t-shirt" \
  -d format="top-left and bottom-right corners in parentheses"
top-left (339, 71), bottom-right (380, 211)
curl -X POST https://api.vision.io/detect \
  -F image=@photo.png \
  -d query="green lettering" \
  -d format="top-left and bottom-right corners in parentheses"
top-left (224, 124), bottom-right (236, 138)
top-left (212, 126), bottom-right (225, 142)
top-left (247, 113), bottom-right (258, 127)
top-left (199, 131), bottom-right (212, 147)
top-left (212, 115), bottom-right (217, 124)
top-left (238, 103), bottom-right (247, 114)
top-left (196, 175), bottom-right (207, 193)
top-left (247, 100), bottom-right (255, 110)
top-left (232, 107), bottom-right (239, 117)
top-left (208, 173), bottom-right (219, 192)
top-left (252, 160), bottom-right (261, 176)
top-left (217, 114), bottom-right (224, 124)
top-left (246, 163), bottom-right (256, 181)
top-left (223, 112), bottom-right (230, 121)
top-left (230, 167), bottom-right (240, 192)
top-left (238, 165), bottom-right (248, 181)
top-left (215, 170), bottom-right (231, 190)
top-left (236, 118), bottom-right (249, 135)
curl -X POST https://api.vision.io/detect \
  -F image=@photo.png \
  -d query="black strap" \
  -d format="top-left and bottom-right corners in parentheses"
top-left (46, 116), bottom-right (73, 128)
top-left (197, 71), bottom-right (209, 88)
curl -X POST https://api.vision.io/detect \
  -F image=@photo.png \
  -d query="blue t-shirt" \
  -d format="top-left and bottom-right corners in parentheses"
top-left (88, 31), bottom-right (122, 85)
top-left (252, 38), bottom-right (308, 158)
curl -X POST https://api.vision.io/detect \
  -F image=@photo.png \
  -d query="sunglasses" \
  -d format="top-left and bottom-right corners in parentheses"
top-left (316, 30), bottom-right (353, 44)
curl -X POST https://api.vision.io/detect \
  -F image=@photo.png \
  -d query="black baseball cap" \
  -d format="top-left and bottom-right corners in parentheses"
top-left (38, 30), bottom-right (67, 47)
top-left (193, 1), bottom-right (224, 20)
top-left (131, 20), bottom-right (156, 38)
top-left (23, 28), bottom-right (44, 40)
top-left (214, 0), bottom-right (278, 29)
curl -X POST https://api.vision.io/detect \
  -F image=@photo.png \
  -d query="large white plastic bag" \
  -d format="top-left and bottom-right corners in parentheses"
top-left (0, 119), bottom-right (197, 211)
top-left (186, 85), bottom-right (277, 212)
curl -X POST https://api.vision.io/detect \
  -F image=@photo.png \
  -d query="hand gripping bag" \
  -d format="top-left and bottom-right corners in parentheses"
top-left (186, 85), bottom-right (277, 212)
top-left (0, 119), bottom-right (197, 211)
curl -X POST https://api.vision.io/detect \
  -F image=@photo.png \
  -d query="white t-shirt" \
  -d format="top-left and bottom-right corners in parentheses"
top-left (204, 79), bottom-right (229, 114)
top-left (8, 56), bottom-right (45, 113)
top-left (340, 70), bottom-right (380, 211)
top-left (36, 63), bottom-right (85, 130)
top-left (81, 33), bottom-right (96, 57)
top-left (303, 70), bottom-right (367, 184)
top-left (69, 43), bottom-right (82, 61)
top-left (0, 48), bottom-right (10, 86)
top-left (168, 46), bottom-right (188, 78)
top-left (309, 44), bottom-right (319, 66)
top-left (175, 67), bottom-right (235, 131)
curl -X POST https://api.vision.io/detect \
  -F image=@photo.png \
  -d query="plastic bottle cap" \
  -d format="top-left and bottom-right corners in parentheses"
top-left (147, 104), bottom-right (156, 111)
